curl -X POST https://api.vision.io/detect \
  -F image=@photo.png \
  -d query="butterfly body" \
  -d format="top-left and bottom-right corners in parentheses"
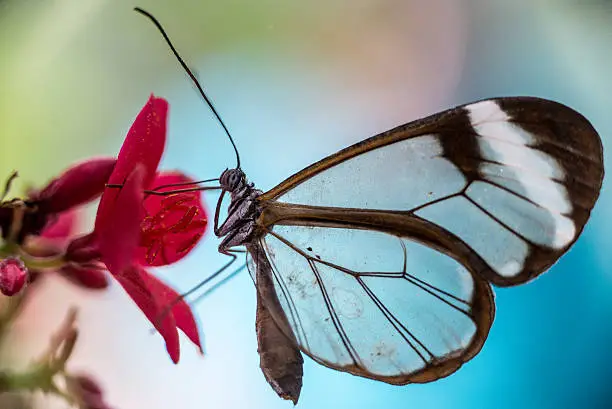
top-left (215, 169), bottom-right (305, 403)
top-left (215, 169), bottom-right (263, 252)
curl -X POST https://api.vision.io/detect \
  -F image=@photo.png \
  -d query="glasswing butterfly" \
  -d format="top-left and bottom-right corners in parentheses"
top-left (134, 8), bottom-right (604, 404)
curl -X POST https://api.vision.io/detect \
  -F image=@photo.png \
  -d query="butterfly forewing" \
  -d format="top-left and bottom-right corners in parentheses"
top-left (258, 97), bottom-right (604, 286)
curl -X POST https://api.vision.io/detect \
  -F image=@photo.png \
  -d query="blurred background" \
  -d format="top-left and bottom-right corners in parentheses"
top-left (0, 0), bottom-right (611, 408)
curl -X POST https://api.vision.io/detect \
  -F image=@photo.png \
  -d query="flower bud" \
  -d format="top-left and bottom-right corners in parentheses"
top-left (0, 257), bottom-right (28, 296)
top-left (66, 373), bottom-right (114, 409)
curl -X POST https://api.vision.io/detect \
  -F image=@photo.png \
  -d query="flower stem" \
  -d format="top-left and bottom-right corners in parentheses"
top-left (0, 366), bottom-right (53, 394)
top-left (19, 254), bottom-right (66, 270)
top-left (0, 307), bottom-right (79, 400)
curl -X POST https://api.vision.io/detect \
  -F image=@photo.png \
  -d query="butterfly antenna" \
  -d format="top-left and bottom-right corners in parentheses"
top-left (134, 7), bottom-right (241, 169)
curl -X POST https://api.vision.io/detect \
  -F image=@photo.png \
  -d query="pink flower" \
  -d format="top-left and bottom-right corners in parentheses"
top-left (0, 159), bottom-right (115, 290)
top-left (0, 158), bottom-right (115, 245)
top-left (1, 95), bottom-right (206, 363)
top-left (91, 95), bottom-right (206, 363)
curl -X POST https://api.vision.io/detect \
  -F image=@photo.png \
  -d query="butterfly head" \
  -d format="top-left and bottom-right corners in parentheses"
top-left (219, 168), bottom-right (246, 192)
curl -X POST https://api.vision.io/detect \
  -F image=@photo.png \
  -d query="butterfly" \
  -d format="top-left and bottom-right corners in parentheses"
top-left (135, 8), bottom-right (604, 404)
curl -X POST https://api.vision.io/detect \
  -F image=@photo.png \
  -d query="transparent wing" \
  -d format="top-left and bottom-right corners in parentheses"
top-left (247, 225), bottom-right (494, 384)
top-left (259, 97), bottom-right (603, 286)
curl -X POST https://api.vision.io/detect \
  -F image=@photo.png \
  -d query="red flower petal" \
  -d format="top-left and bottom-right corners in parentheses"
top-left (59, 264), bottom-right (109, 289)
top-left (115, 265), bottom-right (180, 363)
top-left (138, 171), bottom-right (208, 266)
top-left (141, 271), bottom-right (203, 354)
top-left (65, 233), bottom-right (100, 263)
top-left (95, 96), bottom-right (168, 268)
top-left (24, 210), bottom-right (78, 259)
top-left (95, 165), bottom-right (145, 275)
top-left (107, 95), bottom-right (168, 189)
top-left (41, 209), bottom-right (77, 240)
top-left (35, 158), bottom-right (116, 214)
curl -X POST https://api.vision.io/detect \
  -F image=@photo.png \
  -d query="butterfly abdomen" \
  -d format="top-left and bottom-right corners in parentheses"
top-left (256, 293), bottom-right (304, 404)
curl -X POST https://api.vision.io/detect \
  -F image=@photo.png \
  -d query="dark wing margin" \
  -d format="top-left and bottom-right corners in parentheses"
top-left (257, 97), bottom-right (604, 286)
top-left (247, 220), bottom-right (495, 385)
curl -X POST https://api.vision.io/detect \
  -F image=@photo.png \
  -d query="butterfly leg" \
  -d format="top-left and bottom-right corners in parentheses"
top-left (213, 190), bottom-right (250, 237)
top-left (178, 249), bottom-right (241, 301)
top-left (153, 249), bottom-right (244, 327)
top-left (191, 252), bottom-right (248, 303)
top-left (213, 190), bottom-right (226, 236)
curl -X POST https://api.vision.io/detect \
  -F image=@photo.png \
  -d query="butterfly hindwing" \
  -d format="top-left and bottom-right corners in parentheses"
top-left (247, 222), bottom-right (495, 384)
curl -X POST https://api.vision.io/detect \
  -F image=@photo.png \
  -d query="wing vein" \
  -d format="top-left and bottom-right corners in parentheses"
top-left (356, 276), bottom-right (432, 363)
top-left (402, 273), bottom-right (473, 318)
top-left (309, 259), bottom-right (362, 367)
top-left (409, 192), bottom-right (463, 215)
top-left (463, 195), bottom-right (537, 247)
top-left (403, 272), bottom-right (472, 307)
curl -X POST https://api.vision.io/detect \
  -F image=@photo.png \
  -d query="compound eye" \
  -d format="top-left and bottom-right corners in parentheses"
top-left (228, 171), bottom-right (243, 188)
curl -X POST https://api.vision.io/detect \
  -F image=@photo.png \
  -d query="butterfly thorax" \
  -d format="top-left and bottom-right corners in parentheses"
top-left (216, 168), bottom-right (264, 251)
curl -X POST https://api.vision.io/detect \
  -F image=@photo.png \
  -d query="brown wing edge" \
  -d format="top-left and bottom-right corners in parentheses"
top-left (250, 207), bottom-right (496, 385)
top-left (480, 97), bottom-right (604, 287)
top-left (258, 99), bottom-right (466, 202)
top-left (260, 96), bottom-right (603, 205)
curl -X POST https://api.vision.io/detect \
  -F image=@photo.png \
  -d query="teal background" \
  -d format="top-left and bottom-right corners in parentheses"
top-left (0, 1), bottom-right (610, 408)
